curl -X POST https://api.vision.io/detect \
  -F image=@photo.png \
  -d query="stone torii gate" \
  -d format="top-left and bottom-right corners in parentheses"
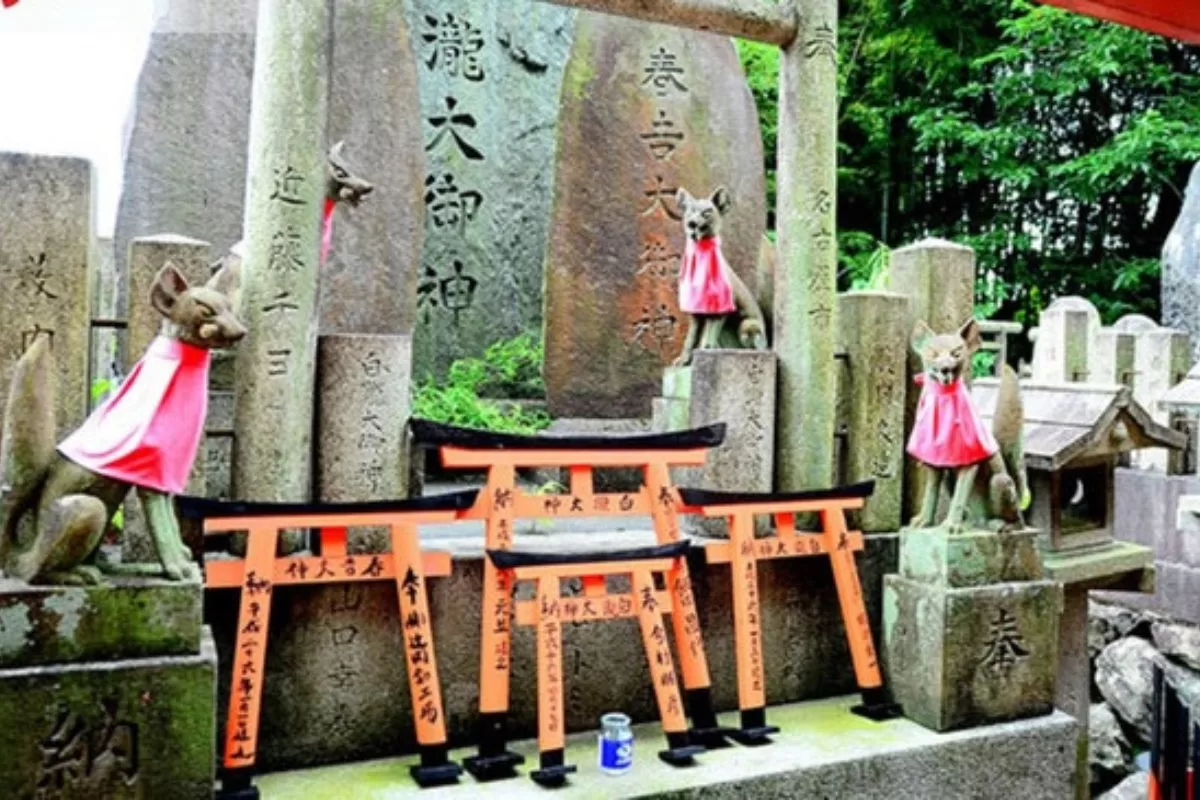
top-left (530, 0), bottom-right (838, 493)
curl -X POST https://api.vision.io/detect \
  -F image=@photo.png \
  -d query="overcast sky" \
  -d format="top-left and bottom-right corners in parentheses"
top-left (0, 0), bottom-right (160, 237)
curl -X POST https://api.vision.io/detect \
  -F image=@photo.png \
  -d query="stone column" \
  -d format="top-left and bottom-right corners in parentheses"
top-left (126, 234), bottom-right (212, 368)
top-left (316, 334), bottom-right (413, 552)
top-left (775, 0), bottom-right (838, 491)
top-left (888, 238), bottom-right (975, 519)
top-left (232, 0), bottom-right (329, 524)
top-left (837, 291), bottom-right (908, 532)
top-left (0, 152), bottom-right (94, 440)
top-left (1055, 586), bottom-right (1090, 800)
top-left (679, 350), bottom-right (776, 537)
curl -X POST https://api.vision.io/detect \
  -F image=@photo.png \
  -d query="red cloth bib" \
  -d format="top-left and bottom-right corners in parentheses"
top-left (321, 197), bottom-right (336, 265)
top-left (906, 374), bottom-right (999, 468)
top-left (678, 237), bottom-right (736, 315)
top-left (58, 337), bottom-right (211, 494)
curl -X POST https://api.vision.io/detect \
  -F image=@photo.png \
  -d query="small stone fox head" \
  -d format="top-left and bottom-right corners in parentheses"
top-left (152, 260), bottom-right (246, 350)
top-left (326, 140), bottom-right (374, 207)
top-left (912, 318), bottom-right (981, 386)
top-left (676, 186), bottom-right (731, 241)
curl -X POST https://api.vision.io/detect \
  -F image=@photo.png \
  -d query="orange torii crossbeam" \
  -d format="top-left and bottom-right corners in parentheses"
top-left (180, 490), bottom-right (478, 796)
top-left (409, 419), bottom-right (731, 781)
top-left (680, 481), bottom-right (902, 740)
top-left (488, 541), bottom-right (705, 787)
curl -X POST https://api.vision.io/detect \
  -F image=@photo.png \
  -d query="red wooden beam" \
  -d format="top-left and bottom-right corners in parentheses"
top-left (1038, 0), bottom-right (1200, 45)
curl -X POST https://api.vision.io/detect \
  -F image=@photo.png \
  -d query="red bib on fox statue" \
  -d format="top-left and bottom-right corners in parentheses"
top-left (679, 237), bottom-right (736, 315)
top-left (58, 337), bottom-right (210, 495)
top-left (906, 374), bottom-right (999, 468)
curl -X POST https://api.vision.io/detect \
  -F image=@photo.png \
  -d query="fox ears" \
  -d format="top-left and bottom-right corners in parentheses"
top-left (911, 318), bottom-right (983, 354)
top-left (675, 186), bottom-right (732, 215)
top-left (149, 258), bottom-right (242, 318)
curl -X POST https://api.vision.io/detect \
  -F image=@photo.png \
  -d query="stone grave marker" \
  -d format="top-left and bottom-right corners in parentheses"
top-left (1029, 296), bottom-right (1098, 384)
top-left (542, 12), bottom-right (767, 418)
top-left (405, 0), bottom-right (577, 380)
top-left (0, 152), bottom-right (94, 440)
top-left (115, 0), bottom-right (259, 305)
top-left (321, 0), bottom-right (426, 337)
top-left (1163, 162), bottom-right (1200, 364)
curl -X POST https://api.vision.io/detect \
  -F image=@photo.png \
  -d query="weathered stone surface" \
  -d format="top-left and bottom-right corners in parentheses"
top-left (115, 0), bottom-right (259, 299)
top-left (882, 575), bottom-right (1063, 732)
top-left (838, 291), bottom-right (909, 531)
top-left (1029, 296), bottom-right (1098, 384)
top-left (543, 12), bottom-right (766, 418)
top-left (1089, 601), bottom-right (1141, 660)
top-left (677, 350), bottom-right (776, 538)
top-left (125, 234), bottom-right (212, 369)
top-left (0, 152), bottom-right (94, 440)
top-left (774, 2), bottom-right (838, 493)
top-left (407, 0), bottom-right (576, 379)
top-left (259, 697), bottom-right (1078, 800)
top-left (1162, 161), bottom-right (1200, 363)
top-left (1094, 636), bottom-right (1157, 742)
top-left (1152, 620), bottom-right (1200, 671)
top-left (232, 0), bottom-right (329, 525)
top-left (316, 335), bottom-right (413, 552)
top-left (0, 629), bottom-right (216, 800)
top-left (0, 576), bottom-right (201, 668)
top-left (1098, 772), bottom-right (1149, 800)
top-left (898, 528), bottom-right (1042, 588)
top-left (206, 532), bottom-right (898, 770)
top-left (888, 238), bottom-right (975, 518)
top-left (1088, 703), bottom-right (1133, 788)
top-left (321, 0), bottom-right (425, 337)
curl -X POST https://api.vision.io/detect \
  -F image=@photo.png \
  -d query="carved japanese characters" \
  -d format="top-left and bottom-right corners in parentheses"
top-left (673, 186), bottom-right (767, 367)
top-left (907, 318), bottom-right (1028, 533)
top-left (0, 261), bottom-right (244, 584)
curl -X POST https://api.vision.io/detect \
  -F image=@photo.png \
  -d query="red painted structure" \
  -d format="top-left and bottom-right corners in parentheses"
top-left (1038, 0), bottom-right (1200, 44)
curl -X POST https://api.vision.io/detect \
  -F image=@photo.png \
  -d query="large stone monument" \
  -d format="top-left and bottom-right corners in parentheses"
top-left (542, 11), bottom-right (767, 419)
top-left (1163, 161), bottom-right (1200, 363)
top-left (406, 0), bottom-right (577, 380)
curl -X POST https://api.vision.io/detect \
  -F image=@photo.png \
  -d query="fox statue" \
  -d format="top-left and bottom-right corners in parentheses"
top-left (673, 186), bottom-right (768, 367)
top-left (908, 318), bottom-right (1030, 533)
top-left (0, 260), bottom-right (245, 585)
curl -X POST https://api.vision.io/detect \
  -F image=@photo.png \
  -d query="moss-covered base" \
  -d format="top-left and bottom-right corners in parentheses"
top-left (898, 527), bottom-right (1042, 588)
top-left (0, 574), bottom-right (202, 668)
top-left (883, 574), bottom-right (1063, 732)
top-left (0, 627), bottom-right (216, 799)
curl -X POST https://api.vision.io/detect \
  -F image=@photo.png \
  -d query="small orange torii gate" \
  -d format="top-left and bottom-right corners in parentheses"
top-left (409, 418), bottom-right (733, 781)
top-left (183, 490), bottom-right (477, 796)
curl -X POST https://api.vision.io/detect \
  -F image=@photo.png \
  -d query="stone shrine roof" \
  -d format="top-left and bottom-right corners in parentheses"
top-left (970, 379), bottom-right (1186, 471)
top-left (1158, 363), bottom-right (1200, 415)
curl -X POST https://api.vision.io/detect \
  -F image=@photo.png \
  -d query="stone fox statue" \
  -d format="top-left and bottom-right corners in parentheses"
top-left (908, 318), bottom-right (1029, 533)
top-left (0, 261), bottom-right (245, 585)
top-left (673, 186), bottom-right (768, 367)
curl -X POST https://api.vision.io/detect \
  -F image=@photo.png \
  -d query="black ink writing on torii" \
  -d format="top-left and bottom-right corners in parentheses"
top-left (421, 13), bottom-right (485, 82)
top-left (804, 22), bottom-right (837, 67)
top-left (401, 567), bottom-right (422, 604)
top-left (642, 47), bottom-right (688, 97)
top-left (425, 97), bottom-right (484, 161)
top-left (636, 235), bottom-right (681, 279)
top-left (270, 164), bottom-right (306, 205)
top-left (21, 252), bottom-right (58, 299)
top-left (640, 108), bottom-right (685, 161)
top-left (641, 175), bottom-right (682, 220)
top-left (267, 225), bottom-right (306, 273)
top-left (262, 290), bottom-right (298, 316)
top-left (424, 173), bottom-right (483, 232)
top-left (36, 699), bottom-right (139, 797)
top-left (980, 607), bottom-right (1030, 678)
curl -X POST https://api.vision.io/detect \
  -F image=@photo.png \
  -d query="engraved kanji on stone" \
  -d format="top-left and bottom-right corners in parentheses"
top-left (424, 173), bottom-right (483, 232)
top-left (425, 97), bottom-right (484, 161)
top-left (267, 225), bottom-right (306, 273)
top-left (980, 607), bottom-right (1030, 678)
top-left (636, 235), bottom-right (681, 280)
top-left (641, 175), bottom-right (681, 220)
top-left (640, 108), bottom-right (685, 160)
top-left (21, 252), bottom-right (58, 299)
top-left (420, 13), bottom-right (485, 81)
top-left (641, 47), bottom-right (687, 97)
top-left (804, 22), bottom-right (837, 67)
top-left (270, 164), bottom-right (306, 205)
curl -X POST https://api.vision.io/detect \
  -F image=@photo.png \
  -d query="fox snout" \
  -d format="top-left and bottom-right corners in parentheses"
top-left (197, 313), bottom-right (247, 348)
top-left (339, 180), bottom-right (374, 207)
top-left (928, 355), bottom-right (964, 385)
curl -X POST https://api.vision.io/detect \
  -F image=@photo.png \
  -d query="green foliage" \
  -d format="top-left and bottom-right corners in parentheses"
top-left (736, 39), bottom-right (779, 226)
top-left (90, 376), bottom-right (117, 403)
top-left (971, 350), bottom-right (997, 380)
top-left (412, 334), bottom-right (550, 434)
top-left (738, 0), bottom-right (1200, 347)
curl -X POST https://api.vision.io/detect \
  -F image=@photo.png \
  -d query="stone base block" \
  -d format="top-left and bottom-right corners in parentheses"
top-left (256, 695), bottom-right (1078, 799)
top-left (899, 528), bottom-right (1042, 587)
top-left (883, 574), bottom-right (1063, 732)
top-left (0, 628), bottom-right (216, 799)
top-left (0, 576), bottom-right (202, 668)
top-left (1096, 559), bottom-right (1200, 624)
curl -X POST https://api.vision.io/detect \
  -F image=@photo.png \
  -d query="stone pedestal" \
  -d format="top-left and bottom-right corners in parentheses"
top-left (0, 578), bottom-right (215, 799)
top-left (883, 528), bottom-right (1063, 732)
